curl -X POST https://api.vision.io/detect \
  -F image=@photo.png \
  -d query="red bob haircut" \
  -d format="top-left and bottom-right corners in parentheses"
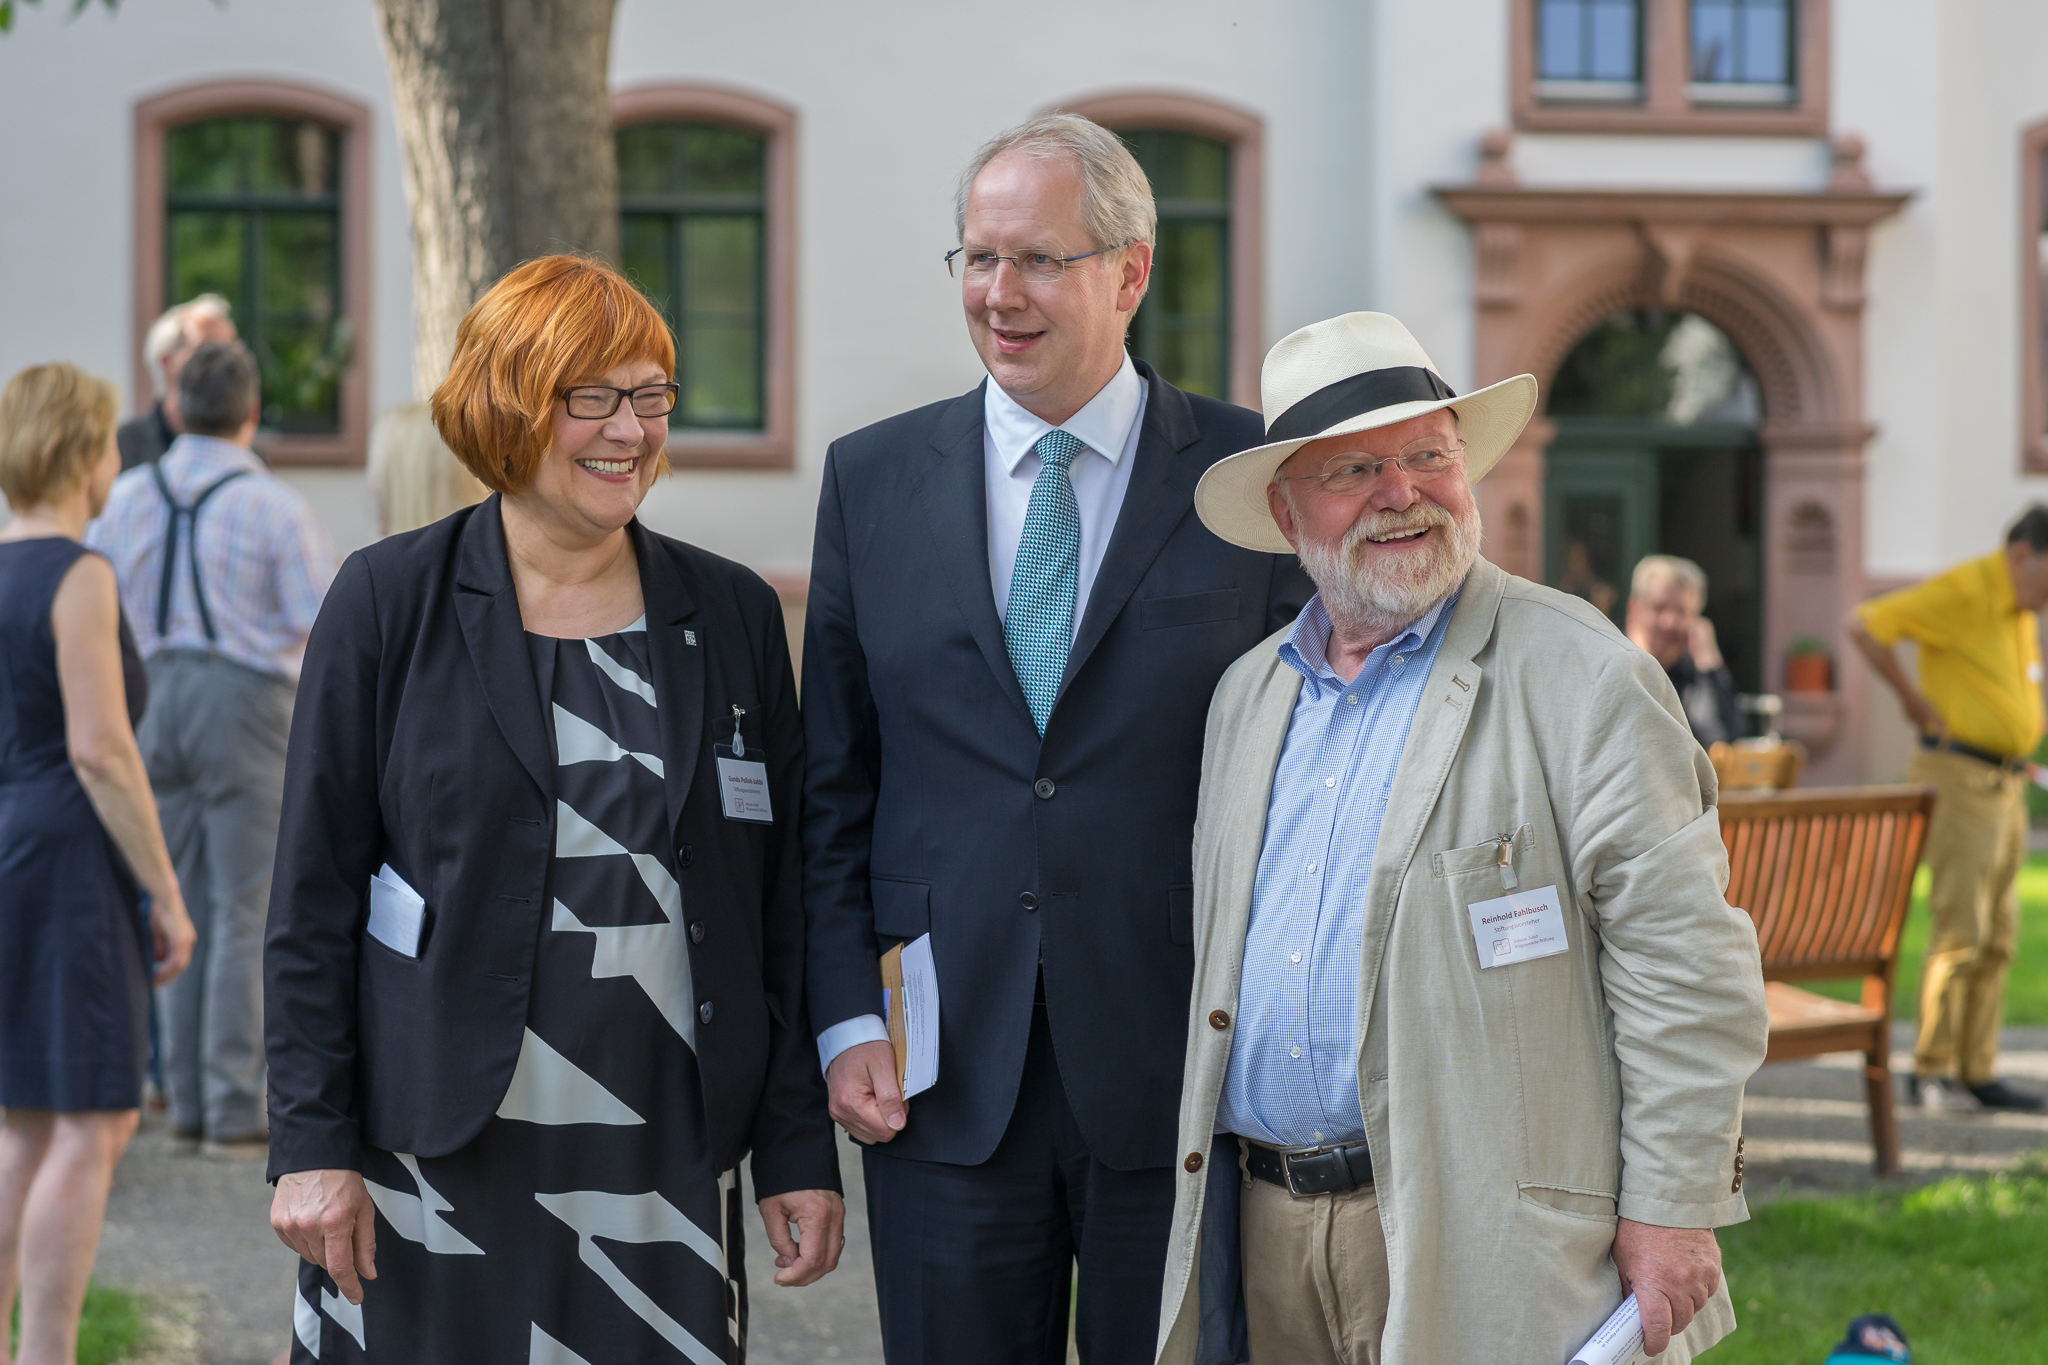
top-left (432, 254), bottom-right (676, 495)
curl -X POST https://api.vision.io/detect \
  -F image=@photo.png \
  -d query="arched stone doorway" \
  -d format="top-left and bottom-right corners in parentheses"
top-left (1437, 134), bottom-right (1910, 784)
top-left (1544, 310), bottom-right (1766, 695)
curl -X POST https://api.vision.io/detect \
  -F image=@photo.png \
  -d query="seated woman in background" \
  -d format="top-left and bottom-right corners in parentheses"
top-left (0, 363), bottom-right (196, 1365)
top-left (265, 254), bottom-right (843, 1365)
top-left (365, 400), bottom-right (486, 537)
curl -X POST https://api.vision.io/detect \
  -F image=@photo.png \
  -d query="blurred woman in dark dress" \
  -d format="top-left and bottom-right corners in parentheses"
top-left (0, 362), bottom-right (196, 1365)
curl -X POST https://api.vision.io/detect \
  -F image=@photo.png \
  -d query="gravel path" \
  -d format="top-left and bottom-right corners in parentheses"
top-left (91, 1026), bottom-right (2046, 1363)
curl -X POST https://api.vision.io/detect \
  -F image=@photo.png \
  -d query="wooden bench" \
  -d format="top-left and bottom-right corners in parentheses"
top-left (1718, 784), bottom-right (1936, 1176)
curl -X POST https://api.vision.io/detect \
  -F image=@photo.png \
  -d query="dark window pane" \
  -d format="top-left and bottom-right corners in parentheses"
top-left (258, 213), bottom-right (342, 432)
top-left (168, 211), bottom-right (244, 306)
top-left (617, 125), bottom-right (686, 197)
top-left (1556, 494), bottom-right (1625, 616)
top-left (168, 117), bottom-right (335, 196)
top-left (1548, 310), bottom-right (1760, 424)
top-left (1121, 130), bottom-right (1230, 400)
top-left (616, 122), bottom-right (764, 199)
top-left (621, 214), bottom-right (674, 323)
top-left (1538, 0), bottom-right (1640, 82)
top-left (678, 215), bottom-right (763, 427)
top-left (682, 126), bottom-right (765, 197)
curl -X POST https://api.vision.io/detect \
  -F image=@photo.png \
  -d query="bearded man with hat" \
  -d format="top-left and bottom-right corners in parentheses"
top-left (1152, 313), bottom-right (1769, 1365)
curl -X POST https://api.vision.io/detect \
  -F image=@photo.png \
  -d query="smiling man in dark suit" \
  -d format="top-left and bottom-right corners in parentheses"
top-left (802, 114), bottom-right (1309, 1364)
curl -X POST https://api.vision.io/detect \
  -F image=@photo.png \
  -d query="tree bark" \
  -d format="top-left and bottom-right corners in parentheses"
top-left (374, 0), bottom-right (621, 397)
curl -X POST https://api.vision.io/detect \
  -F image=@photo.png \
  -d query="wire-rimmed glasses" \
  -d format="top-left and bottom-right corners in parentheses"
top-left (1274, 442), bottom-right (1466, 497)
top-left (944, 241), bottom-right (1133, 285)
top-left (561, 383), bottom-right (680, 420)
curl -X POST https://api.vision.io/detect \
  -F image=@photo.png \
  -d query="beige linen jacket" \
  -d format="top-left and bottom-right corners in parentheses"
top-left (1155, 558), bottom-right (1769, 1365)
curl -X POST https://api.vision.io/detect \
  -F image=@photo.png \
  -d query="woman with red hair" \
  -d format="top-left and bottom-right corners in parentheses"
top-left (263, 256), bottom-right (842, 1363)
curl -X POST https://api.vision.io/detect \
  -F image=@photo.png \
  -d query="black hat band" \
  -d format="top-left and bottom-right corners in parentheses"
top-left (1266, 366), bottom-right (1457, 443)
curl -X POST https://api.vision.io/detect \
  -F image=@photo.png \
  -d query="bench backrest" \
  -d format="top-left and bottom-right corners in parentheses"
top-left (1717, 785), bottom-right (1935, 983)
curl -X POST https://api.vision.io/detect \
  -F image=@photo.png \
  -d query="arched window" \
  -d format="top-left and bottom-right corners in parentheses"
top-left (1055, 93), bottom-right (1264, 407)
top-left (135, 82), bottom-right (371, 465)
top-left (612, 86), bottom-right (796, 469)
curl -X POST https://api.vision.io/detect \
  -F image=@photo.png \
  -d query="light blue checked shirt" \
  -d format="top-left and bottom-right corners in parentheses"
top-left (1215, 584), bottom-right (1460, 1149)
top-left (87, 434), bottom-right (334, 680)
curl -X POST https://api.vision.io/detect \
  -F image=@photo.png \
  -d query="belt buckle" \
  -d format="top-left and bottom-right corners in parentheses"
top-left (1281, 1143), bottom-right (1346, 1197)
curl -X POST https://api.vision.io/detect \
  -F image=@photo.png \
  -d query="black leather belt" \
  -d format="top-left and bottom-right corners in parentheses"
top-left (1920, 732), bottom-right (2028, 776)
top-left (1240, 1137), bottom-right (1374, 1196)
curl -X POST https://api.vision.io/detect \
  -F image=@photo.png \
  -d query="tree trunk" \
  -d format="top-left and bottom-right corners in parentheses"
top-left (374, 0), bottom-right (622, 398)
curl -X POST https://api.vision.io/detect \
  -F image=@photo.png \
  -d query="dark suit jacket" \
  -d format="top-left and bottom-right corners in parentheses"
top-left (117, 404), bottom-right (174, 471)
top-left (803, 361), bottom-right (1310, 1170)
top-left (265, 497), bottom-right (838, 1199)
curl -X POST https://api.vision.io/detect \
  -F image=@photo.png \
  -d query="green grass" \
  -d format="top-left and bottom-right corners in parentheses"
top-left (1808, 852), bottom-right (2048, 1026)
top-left (10, 1281), bottom-right (148, 1365)
top-left (1710, 1160), bottom-right (2048, 1363)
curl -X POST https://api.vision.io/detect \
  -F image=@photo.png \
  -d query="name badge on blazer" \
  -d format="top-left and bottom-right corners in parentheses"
top-left (715, 704), bottom-right (772, 824)
top-left (1465, 884), bottom-right (1569, 968)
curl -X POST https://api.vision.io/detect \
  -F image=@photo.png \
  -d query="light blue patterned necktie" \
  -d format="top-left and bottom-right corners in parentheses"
top-left (1005, 429), bottom-right (1086, 735)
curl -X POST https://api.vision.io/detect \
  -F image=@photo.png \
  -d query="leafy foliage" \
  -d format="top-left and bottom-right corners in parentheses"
top-left (0, 0), bottom-right (116, 35)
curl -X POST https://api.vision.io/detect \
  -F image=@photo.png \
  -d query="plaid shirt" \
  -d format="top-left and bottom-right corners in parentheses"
top-left (86, 435), bottom-right (334, 679)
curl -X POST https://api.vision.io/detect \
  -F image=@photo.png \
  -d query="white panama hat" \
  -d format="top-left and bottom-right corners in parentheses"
top-left (1194, 312), bottom-right (1539, 553)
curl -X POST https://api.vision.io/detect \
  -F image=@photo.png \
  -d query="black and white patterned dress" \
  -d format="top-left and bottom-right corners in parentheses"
top-left (293, 619), bottom-right (743, 1364)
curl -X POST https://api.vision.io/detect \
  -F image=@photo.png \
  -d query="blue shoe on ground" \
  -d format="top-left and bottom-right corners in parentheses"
top-left (1824, 1313), bottom-right (1909, 1363)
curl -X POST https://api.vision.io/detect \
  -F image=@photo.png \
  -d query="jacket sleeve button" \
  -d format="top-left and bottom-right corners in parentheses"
top-left (699, 1001), bottom-right (714, 1024)
top-left (1209, 1009), bottom-right (1231, 1030)
top-left (1184, 1152), bottom-right (1203, 1173)
top-left (689, 921), bottom-right (707, 943)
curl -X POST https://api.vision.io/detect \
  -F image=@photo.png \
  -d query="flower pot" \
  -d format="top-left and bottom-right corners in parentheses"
top-left (1786, 654), bottom-right (1833, 694)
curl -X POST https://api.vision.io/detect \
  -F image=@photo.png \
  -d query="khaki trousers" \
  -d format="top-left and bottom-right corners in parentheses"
top-left (1239, 1151), bottom-right (1391, 1365)
top-left (1909, 748), bottom-right (2027, 1086)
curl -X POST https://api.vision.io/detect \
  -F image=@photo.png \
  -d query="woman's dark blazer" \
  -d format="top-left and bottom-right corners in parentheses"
top-left (263, 496), bottom-right (838, 1201)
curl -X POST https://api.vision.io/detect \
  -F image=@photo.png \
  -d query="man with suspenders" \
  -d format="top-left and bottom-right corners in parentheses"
top-left (88, 341), bottom-right (333, 1156)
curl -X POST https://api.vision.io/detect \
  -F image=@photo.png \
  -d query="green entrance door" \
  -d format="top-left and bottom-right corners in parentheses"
top-left (1543, 311), bottom-right (1767, 694)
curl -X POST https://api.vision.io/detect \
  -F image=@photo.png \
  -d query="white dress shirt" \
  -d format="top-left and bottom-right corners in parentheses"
top-left (815, 356), bottom-right (1149, 1075)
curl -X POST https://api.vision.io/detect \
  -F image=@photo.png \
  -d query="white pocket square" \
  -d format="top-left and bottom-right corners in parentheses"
top-left (367, 863), bottom-right (426, 958)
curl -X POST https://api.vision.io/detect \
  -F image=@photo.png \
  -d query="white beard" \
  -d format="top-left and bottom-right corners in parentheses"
top-left (1296, 497), bottom-right (1483, 640)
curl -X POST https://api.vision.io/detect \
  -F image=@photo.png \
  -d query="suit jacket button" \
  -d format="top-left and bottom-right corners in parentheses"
top-left (1033, 778), bottom-right (1056, 799)
top-left (1209, 1009), bottom-right (1231, 1030)
top-left (676, 845), bottom-right (694, 868)
top-left (689, 921), bottom-right (707, 943)
top-left (1019, 892), bottom-right (1037, 911)
top-left (1184, 1152), bottom-right (1203, 1173)
top-left (699, 1001), bottom-right (714, 1024)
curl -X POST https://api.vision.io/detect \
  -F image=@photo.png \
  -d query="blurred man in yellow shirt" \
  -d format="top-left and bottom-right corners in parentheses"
top-left (1849, 507), bottom-right (2048, 1111)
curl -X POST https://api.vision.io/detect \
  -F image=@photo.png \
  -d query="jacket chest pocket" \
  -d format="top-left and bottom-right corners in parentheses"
top-left (1138, 588), bottom-right (1241, 630)
top-left (1431, 823), bottom-right (1538, 888)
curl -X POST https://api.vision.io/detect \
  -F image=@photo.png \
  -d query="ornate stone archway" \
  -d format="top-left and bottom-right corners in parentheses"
top-left (1437, 134), bottom-right (1909, 783)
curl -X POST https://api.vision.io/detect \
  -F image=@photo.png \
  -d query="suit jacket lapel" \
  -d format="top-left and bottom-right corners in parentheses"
top-left (453, 495), bottom-right (553, 799)
top-left (632, 521), bottom-right (703, 844)
top-left (1061, 363), bottom-right (1202, 693)
top-left (914, 381), bottom-right (1035, 726)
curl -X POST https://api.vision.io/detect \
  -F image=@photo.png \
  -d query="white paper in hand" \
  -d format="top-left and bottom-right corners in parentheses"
top-left (897, 933), bottom-right (940, 1098)
top-left (367, 863), bottom-right (426, 958)
top-left (1570, 1295), bottom-right (1644, 1365)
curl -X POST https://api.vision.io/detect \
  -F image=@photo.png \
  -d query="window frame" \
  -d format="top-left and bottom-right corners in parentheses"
top-left (134, 81), bottom-right (371, 467)
top-left (1052, 92), bottom-right (1264, 409)
top-left (612, 84), bottom-right (797, 471)
top-left (2022, 118), bottom-right (2048, 475)
top-left (1511, 0), bottom-right (1828, 136)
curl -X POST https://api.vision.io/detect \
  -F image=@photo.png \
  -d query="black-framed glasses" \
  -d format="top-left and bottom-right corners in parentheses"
top-left (561, 383), bottom-right (680, 420)
top-left (944, 241), bottom-right (1133, 285)
top-left (1274, 442), bottom-right (1466, 497)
